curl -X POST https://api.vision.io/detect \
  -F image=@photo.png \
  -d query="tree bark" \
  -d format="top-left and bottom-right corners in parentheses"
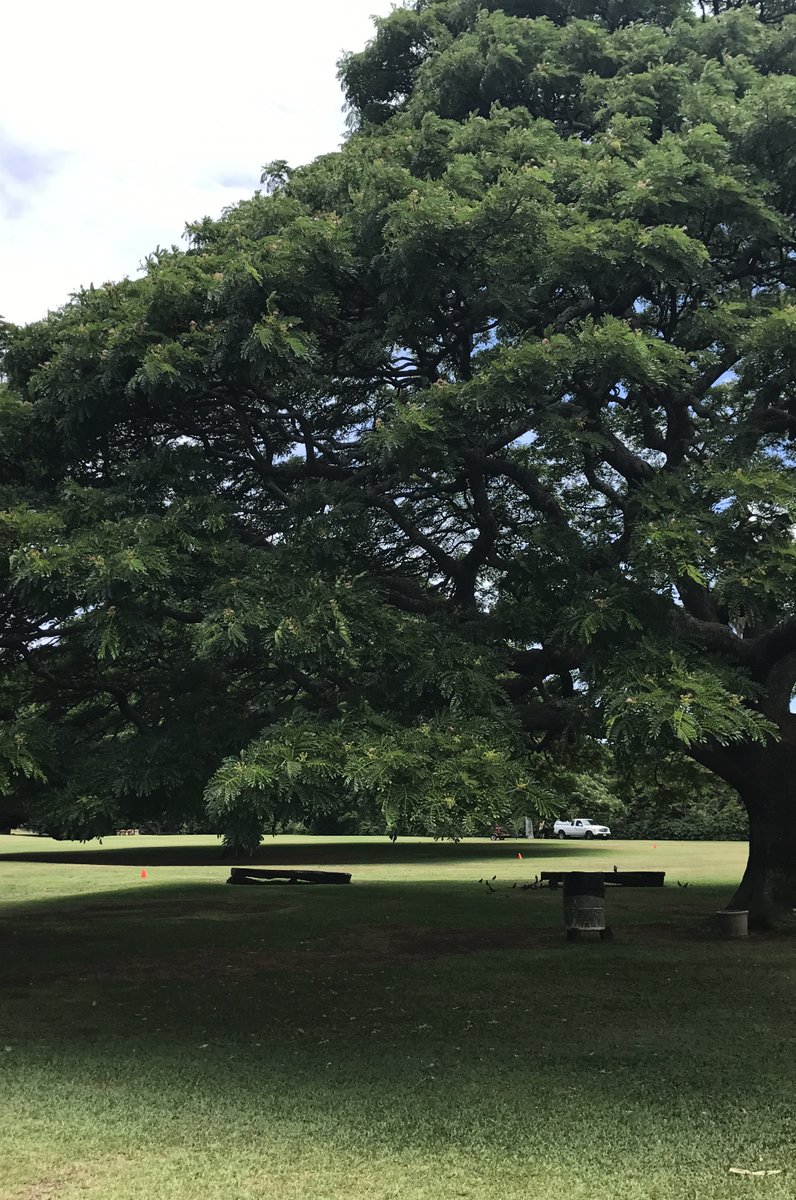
top-left (689, 740), bottom-right (796, 929)
top-left (728, 751), bottom-right (796, 929)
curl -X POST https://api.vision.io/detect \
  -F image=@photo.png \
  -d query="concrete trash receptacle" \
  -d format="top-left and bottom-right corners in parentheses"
top-left (717, 909), bottom-right (748, 938)
top-left (563, 872), bottom-right (610, 941)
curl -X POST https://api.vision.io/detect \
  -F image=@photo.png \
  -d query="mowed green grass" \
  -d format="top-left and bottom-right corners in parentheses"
top-left (0, 835), bottom-right (793, 1200)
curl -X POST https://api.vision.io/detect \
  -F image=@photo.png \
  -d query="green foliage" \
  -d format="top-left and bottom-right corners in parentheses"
top-left (25, 790), bottom-right (121, 842)
top-left (0, 717), bottom-right (45, 797)
top-left (603, 649), bottom-right (778, 751)
top-left (614, 755), bottom-right (749, 840)
top-left (3, 0), bottom-right (796, 860)
top-left (205, 712), bottom-right (554, 852)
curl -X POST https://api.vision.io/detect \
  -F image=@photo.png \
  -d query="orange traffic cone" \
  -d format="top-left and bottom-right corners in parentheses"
top-left (140, 869), bottom-right (148, 879)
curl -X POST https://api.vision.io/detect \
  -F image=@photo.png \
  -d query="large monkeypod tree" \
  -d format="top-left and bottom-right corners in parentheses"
top-left (2, 0), bottom-right (796, 924)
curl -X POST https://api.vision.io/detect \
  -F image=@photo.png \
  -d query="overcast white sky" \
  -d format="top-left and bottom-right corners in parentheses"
top-left (0, 0), bottom-right (393, 327)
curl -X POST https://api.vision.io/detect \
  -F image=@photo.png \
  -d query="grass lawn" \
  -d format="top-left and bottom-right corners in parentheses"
top-left (0, 834), bottom-right (793, 1200)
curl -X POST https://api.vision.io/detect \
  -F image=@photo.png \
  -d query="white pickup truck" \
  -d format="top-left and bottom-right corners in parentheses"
top-left (553, 818), bottom-right (611, 840)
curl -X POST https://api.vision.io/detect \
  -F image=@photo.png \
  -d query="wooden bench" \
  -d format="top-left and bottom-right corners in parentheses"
top-left (227, 868), bottom-right (352, 886)
top-left (541, 870), bottom-right (665, 889)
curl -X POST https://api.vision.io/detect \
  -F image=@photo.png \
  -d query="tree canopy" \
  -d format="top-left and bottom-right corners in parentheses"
top-left (2, 0), bottom-right (796, 922)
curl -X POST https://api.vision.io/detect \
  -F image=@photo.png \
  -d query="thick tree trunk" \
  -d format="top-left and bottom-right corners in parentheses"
top-left (726, 749), bottom-right (796, 929)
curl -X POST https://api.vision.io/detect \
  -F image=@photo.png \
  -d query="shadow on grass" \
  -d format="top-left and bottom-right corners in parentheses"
top-left (0, 871), bottom-right (750, 945)
top-left (0, 837), bottom-right (616, 868)
top-left (1, 845), bottom-right (793, 1200)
